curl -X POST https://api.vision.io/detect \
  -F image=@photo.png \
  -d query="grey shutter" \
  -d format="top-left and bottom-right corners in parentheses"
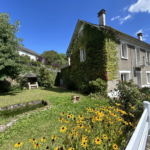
top-left (80, 49), bottom-right (82, 62)
top-left (122, 44), bottom-right (126, 58)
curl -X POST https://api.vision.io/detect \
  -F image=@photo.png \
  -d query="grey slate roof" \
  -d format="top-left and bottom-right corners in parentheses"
top-left (22, 72), bottom-right (37, 78)
top-left (18, 46), bottom-right (40, 56)
top-left (60, 63), bottom-right (69, 69)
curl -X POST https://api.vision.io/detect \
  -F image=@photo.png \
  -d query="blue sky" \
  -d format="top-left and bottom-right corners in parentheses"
top-left (0, 0), bottom-right (150, 55)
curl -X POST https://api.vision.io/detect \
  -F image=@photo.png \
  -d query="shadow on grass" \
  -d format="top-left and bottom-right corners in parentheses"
top-left (0, 90), bottom-right (24, 96)
top-left (40, 86), bottom-right (89, 96)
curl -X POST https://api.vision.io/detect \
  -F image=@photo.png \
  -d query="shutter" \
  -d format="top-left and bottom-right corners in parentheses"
top-left (84, 50), bottom-right (86, 61)
top-left (80, 49), bottom-right (82, 62)
top-left (122, 44), bottom-right (126, 57)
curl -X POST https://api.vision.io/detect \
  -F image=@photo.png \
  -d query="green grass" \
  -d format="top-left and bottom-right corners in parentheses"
top-left (0, 86), bottom-right (109, 150)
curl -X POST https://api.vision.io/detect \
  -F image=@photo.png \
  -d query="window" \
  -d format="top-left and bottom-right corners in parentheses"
top-left (146, 72), bottom-right (150, 84)
top-left (80, 49), bottom-right (86, 62)
top-left (121, 44), bottom-right (128, 59)
top-left (119, 71), bottom-right (130, 82)
top-left (146, 51), bottom-right (150, 64)
top-left (121, 73), bottom-right (129, 82)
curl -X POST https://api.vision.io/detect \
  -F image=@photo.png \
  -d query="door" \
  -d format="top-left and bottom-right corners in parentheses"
top-left (136, 72), bottom-right (142, 88)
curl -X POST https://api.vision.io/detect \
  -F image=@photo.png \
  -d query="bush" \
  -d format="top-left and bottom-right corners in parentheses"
top-left (65, 78), bottom-right (77, 90)
top-left (139, 86), bottom-right (150, 96)
top-left (9, 84), bottom-right (21, 91)
top-left (38, 67), bottom-right (54, 88)
top-left (108, 79), bottom-right (149, 148)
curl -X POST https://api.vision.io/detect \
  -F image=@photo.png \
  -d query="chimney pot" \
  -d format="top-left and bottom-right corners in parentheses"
top-left (137, 33), bottom-right (143, 41)
top-left (98, 9), bottom-right (106, 26)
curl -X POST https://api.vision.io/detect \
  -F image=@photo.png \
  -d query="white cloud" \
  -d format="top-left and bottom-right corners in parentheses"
top-left (128, 0), bottom-right (150, 13)
top-left (143, 38), bottom-right (146, 41)
top-left (119, 14), bottom-right (132, 24)
top-left (111, 16), bottom-right (120, 21)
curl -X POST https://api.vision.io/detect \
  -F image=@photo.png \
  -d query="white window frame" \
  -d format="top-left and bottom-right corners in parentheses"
top-left (119, 71), bottom-right (130, 82)
top-left (146, 71), bottom-right (150, 84)
top-left (120, 43), bottom-right (128, 59)
top-left (135, 47), bottom-right (141, 66)
top-left (80, 49), bottom-right (86, 62)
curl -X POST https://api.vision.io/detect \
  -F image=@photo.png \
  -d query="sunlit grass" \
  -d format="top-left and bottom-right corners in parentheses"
top-left (0, 86), bottom-right (110, 149)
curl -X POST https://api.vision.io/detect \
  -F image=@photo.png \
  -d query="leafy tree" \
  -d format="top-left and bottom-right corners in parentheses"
top-left (0, 13), bottom-right (24, 80)
top-left (38, 67), bottom-right (54, 88)
top-left (41, 50), bottom-right (60, 66)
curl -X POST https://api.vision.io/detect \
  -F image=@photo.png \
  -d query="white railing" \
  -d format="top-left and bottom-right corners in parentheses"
top-left (126, 101), bottom-right (150, 150)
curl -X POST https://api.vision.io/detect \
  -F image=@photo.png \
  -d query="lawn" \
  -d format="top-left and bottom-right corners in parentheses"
top-left (0, 86), bottom-right (109, 150)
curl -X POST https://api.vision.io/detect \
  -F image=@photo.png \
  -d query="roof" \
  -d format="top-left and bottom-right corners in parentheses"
top-left (22, 72), bottom-right (37, 78)
top-left (18, 46), bottom-right (40, 56)
top-left (66, 19), bottom-right (150, 54)
top-left (60, 63), bottom-right (70, 69)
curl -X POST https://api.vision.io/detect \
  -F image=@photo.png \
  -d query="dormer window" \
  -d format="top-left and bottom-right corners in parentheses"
top-left (80, 49), bottom-right (86, 62)
top-left (121, 44), bottom-right (128, 59)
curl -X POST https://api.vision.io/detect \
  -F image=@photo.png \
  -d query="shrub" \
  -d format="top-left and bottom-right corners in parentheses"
top-left (65, 78), bottom-right (77, 90)
top-left (38, 67), bottom-right (54, 88)
top-left (9, 84), bottom-right (21, 91)
top-left (108, 79), bottom-right (149, 148)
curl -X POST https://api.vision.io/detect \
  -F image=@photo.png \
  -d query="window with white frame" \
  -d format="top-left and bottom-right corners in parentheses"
top-left (80, 49), bottom-right (86, 62)
top-left (121, 44), bottom-right (128, 59)
top-left (146, 51), bottom-right (150, 64)
top-left (147, 72), bottom-right (150, 84)
top-left (120, 71), bottom-right (130, 82)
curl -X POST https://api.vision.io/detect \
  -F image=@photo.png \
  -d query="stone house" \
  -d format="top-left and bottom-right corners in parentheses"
top-left (60, 9), bottom-right (150, 98)
top-left (18, 46), bottom-right (46, 64)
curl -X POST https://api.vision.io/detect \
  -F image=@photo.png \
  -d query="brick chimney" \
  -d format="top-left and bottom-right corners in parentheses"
top-left (68, 56), bottom-right (70, 66)
top-left (137, 33), bottom-right (143, 41)
top-left (98, 9), bottom-right (106, 26)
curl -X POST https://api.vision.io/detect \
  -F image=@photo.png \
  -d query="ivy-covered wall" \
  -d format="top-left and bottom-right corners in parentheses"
top-left (61, 23), bottom-right (120, 92)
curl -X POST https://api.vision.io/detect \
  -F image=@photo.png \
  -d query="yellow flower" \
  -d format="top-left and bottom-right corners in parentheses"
top-left (75, 131), bottom-right (79, 137)
top-left (58, 117), bottom-right (64, 122)
top-left (118, 131), bottom-right (122, 134)
top-left (51, 135), bottom-right (57, 140)
top-left (60, 112), bottom-right (66, 115)
top-left (81, 135), bottom-right (88, 142)
top-left (69, 124), bottom-right (73, 127)
top-left (78, 124), bottom-right (84, 129)
top-left (95, 137), bottom-right (102, 145)
top-left (14, 142), bottom-right (23, 148)
top-left (55, 147), bottom-right (59, 150)
top-left (33, 143), bottom-right (41, 149)
top-left (29, 138), bottom-right (37, 143)
top-left (60, 126), bottom-right (67, 133)
top-left (115, 103), bottom-right (120, 106)
top-left (68, 147), bottom-right (75, 150)
top-left (64, 120), bottom-right (69, 123)
top-left (124, 121), bottom-right (128, 125)
top-left (113, 143), bottom-right (119, 150)
top-left (129, 113), bottom-right (134, 117)
top-left (131, 106), bottom-right (135, 109)
top-left (103, 134), bottom-right (108, 139)
top-left (85, 128), bottom-right (91, 133)
top-left (117, 117), bottom-right (123, 122)
top-left (78, 115), bottom-right (84, 120)
top-left (81, 141), bottom-right (88, 148)
top-left (40, 137), bottom-right (47, 142)
top-left (86, 115), bottom-right (90, 118)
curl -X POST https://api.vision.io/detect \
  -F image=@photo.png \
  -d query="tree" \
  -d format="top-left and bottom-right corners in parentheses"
top-left (41, 50), bottom-right (60, 66)
top-left (38, 67), bottom-right (54, 88)
top-left (0, 13), bottom-right (24, 80)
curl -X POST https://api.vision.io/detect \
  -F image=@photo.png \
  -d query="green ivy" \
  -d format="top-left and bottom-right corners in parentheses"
top-left (61, 23), bottom-right (120, 92)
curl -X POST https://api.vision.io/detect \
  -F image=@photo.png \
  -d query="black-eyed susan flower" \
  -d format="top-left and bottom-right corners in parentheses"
top-left (78, 124), bottom-right (84, 129)
top-left (124, 121), bottom-right (128, 125)
top-left (14, 142), bottom-right (23, 148)
top-left (85, 128), bottom-right (91, 133)
top-left (58, 117), bottom-right (64, 122)
top-left (81, 141), bottom-right (88, 148)
top-left (40, 137), bottom-right (47, 142)
top-left (64, 120), bottom-right (69, 123)
top-left (60, 112), bottom-right (66, 115)
top-left (33, 143), bottom-right (41, 149)
top-left (103, 134), bottom-right (108, 140)
top-left (95, 137), bottom-right (102, 145)
top-left (115, 103), bottom-right (120, 106)
top-left (46, 146), bottom-right (50, 149)
top-left (130, 106), bottom-right (135, 109)
top-left (51, 135), bottom-right (57, 140)
top-left (29, 138), bottom-right (37, 143)
top-left (55, 147), bottom-right (59, 150)
top-left (113, 143), bottom-right (119, 150)
top-left (68, 147), bottom-right (75, 150)
top-left (60, 126), bottom-right (67, 133)
top-left (78, 115), bottom-right (84, 120)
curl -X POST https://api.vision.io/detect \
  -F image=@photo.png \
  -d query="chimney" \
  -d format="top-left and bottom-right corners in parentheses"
top-left (137, 33), bottom-right (142, 41)
top-left (98, 9), bottom-right (106, 26)
top-left (68, 56), bottom-right (70, 66)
